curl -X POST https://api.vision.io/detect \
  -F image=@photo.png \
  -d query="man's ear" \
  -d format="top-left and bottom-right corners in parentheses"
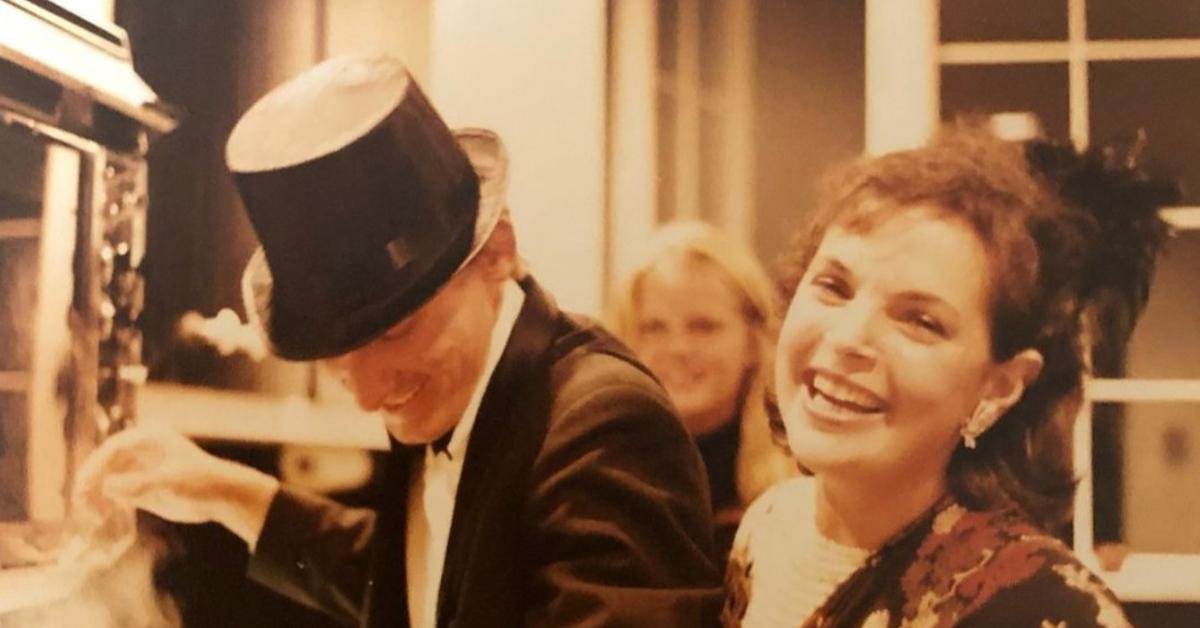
top-left (475, 216), bottom-right (517, 281)
top-left (981, 348), bottom-right (1044, 416)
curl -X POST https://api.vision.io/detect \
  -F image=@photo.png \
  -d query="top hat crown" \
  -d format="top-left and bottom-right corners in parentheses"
top-left (226, 54), bottom-right (500, 360)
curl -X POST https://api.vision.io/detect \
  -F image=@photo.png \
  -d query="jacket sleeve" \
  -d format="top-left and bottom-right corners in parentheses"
top-left (524, 353), bottom-right (725, 628)
top-left (246, 485), bottom-right (376, 627)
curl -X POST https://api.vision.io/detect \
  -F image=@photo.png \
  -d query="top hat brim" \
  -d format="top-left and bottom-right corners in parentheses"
top-left (240, 127), bottom-right (509, 360)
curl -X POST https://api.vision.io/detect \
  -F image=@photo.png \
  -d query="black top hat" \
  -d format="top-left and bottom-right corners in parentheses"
top-left (226, 54), bottom-right (507, 360)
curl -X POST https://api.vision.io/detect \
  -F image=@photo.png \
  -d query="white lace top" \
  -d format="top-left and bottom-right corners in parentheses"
top-left (733, 478), bottom-right (870, 628)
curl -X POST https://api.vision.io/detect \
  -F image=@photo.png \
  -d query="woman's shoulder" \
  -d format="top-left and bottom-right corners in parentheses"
top-left (897, 504), bottom-right (1130, 627)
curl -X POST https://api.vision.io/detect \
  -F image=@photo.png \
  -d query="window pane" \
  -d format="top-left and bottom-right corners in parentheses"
top-left (1088, 0), bottom-right (1200, 39)
top-left (0, 240), bottom-right (37, 372)
top-left (941, 0), bottom-right (1067, 42)
top-left (1126, 230), bottom-right (1200, 379)
top-left (699, 108), bottom-right (723, 224)
top-left (699, 0), bottom-right (723, 91)
top-left (940, 63), bottom-right (1070, 142)
top-left (657, 0), bottom-right (677, 74)
top-left (1090, 60), bottom-right (1200, 205)
top-left (656, 91), bottom-right (676, 223)
top-left (1093, 401), bottom-right (1200, 554)
top-left (0, 129), bottom-right (45, 221)
top-left (0, 392), bottom-right (29, 520)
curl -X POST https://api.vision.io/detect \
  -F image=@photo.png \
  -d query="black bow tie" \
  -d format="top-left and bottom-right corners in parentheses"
top-left (430, 428), bottom-right (455, 458)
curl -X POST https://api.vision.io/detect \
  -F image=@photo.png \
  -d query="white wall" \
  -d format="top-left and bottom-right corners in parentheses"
top-left (324, 0), bottom-right (431, 84)
top-left (864, 0), bottom-right (938, 154)
top-left (429, 0), bottom-right (608, 315)
top-left (607, 0), bottom-right (658, 283)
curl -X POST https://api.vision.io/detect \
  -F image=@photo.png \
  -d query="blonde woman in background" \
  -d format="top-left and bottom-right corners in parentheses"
top-left (608, 221), bottom-right (796, 556)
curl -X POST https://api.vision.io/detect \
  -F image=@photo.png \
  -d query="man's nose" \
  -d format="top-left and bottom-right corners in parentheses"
top-left (341, 348), bottom-right (388, 411)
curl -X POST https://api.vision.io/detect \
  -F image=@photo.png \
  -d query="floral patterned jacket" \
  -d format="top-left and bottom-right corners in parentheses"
top-left (723, 496), bottom-right (1130, 628)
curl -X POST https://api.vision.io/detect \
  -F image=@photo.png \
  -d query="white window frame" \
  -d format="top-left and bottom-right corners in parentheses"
top-left (649, 0), bottom-right (756, 241)
top-left (867, 0), bottom-right (1200, 602)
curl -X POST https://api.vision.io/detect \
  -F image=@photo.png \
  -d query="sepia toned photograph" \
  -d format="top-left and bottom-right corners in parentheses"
top-left (1, 1), bottom-right (1197, 626)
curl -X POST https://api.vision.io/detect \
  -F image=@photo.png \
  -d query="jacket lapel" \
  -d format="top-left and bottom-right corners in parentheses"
top-left (365, 444), bottom-right (419, 628)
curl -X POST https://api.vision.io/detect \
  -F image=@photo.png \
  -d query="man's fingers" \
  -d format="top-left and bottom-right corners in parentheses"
top-left (100, 470), bottom-right (206, 524)
top-left (72, 426), bottom-right (163, 501)
top-left (100, 472), bottom-right (157, 506)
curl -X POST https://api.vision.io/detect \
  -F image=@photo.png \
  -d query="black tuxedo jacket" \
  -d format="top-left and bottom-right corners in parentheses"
top-left (248, 279), bottom-right (723, 627)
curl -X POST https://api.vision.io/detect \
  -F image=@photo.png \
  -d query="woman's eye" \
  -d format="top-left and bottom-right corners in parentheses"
top-left (637, 320), bottom-right (667, 337)
top-left (906, 312), bottom-right (947, 338)
top-left (811, 275), bottom-right (850, 301)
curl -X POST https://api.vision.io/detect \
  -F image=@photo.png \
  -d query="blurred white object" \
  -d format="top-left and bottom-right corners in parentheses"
top-left (989, 111), bottom-right (1044, 142)
top-left (177, 308), bottom-right (267, 360)
top-left (280, 446), bottom-right (374, 495)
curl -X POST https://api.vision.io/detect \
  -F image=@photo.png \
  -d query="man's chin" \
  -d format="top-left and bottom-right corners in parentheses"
top-left (383, 413), bottom-right (453, 446)
top-left (382, 414), bottom-right (422, 444)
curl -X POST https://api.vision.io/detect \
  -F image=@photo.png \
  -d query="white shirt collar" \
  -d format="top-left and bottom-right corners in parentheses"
top-left (437, 277), bottom-right (525, 461)
top-left (406, 278), bottom-right (525, 628)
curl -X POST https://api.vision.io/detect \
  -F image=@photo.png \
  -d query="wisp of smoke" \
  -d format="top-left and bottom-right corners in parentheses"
top-left (0, 514), bottom-right (180, 628)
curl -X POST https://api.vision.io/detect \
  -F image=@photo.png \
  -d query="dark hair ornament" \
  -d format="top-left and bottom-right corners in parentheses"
top-left (1024, 133), bottom-right (1179, 344)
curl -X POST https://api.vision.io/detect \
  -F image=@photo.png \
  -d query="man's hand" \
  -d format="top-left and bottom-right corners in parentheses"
top-left (73, 424), bottom-right (280, 549)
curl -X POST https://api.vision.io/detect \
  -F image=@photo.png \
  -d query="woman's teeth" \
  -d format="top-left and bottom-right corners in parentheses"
top-left (806, 372), bottom-right (884, 414)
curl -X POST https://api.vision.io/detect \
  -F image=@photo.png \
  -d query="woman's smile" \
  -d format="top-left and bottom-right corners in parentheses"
top-left (793, 368), bottom-right (888, 430)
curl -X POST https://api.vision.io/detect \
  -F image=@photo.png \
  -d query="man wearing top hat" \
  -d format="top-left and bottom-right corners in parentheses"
top-left (75, 54), bottom-right (723, 627)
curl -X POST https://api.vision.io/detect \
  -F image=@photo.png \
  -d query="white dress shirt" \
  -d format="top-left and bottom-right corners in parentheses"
top-left (405, 279), bottom-right (525, 628)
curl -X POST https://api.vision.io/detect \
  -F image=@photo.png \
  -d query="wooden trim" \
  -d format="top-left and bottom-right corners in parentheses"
top-left (940, 41), bottom-right (1070, 65)
top-left (672, 0), bottom-right (701, 219)
top-left (1068, 0), bottom-right (1089, 148)
top-left (137, 382), bottom-right (390, 450)
top-left (1073, 402), bottom-right (1096, 555)
top-left (1087, 378), bottom-right (1200, 404)
top-left (866, 0), bottom-right (939, 154)
top-left (607, 0), bottom-right (658, 282)
top-left (715, 0), bottom-right (755, 243)
top-left (1162, 206), bottom-right (1200, 230)
top-left (0, 218), bottom-right (41, 239)
top-left (940, 39), bottom-right (1200, 65)
top-left (1088, 39), bottom-right (1200, 62)
top-left (1079, 551), bottom-right (1200, 602)
top-left (0, 370), bottom-right (28, 392)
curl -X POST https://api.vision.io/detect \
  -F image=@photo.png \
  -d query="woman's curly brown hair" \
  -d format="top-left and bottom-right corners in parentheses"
top-left (770, 123), bottom-right (1175, 529)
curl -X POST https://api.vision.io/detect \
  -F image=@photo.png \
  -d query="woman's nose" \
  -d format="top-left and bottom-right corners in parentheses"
top-left (663, 328), bottom-right (695, 357)
top-left (825, 302), bottom-right (878, 366)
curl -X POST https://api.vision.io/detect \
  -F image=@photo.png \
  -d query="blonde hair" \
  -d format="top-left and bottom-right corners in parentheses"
top-left (607, 220), bottom-right (795, 504)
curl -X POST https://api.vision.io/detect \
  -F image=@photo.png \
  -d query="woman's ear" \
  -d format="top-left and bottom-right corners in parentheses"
top-left (964, 349), bottom-right (1043, 442)
top-left (983, 348), bottom-right (1044, 415)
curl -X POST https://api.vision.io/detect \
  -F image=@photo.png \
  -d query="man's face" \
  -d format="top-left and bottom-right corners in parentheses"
top-left (326, 261), bottom-right (504, 444)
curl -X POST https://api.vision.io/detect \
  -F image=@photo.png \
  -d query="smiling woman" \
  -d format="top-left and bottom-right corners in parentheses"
top-left (722, 124), bottom-right (1176, 628)
top-left (607, 221), bottom-right (796, 557)
top-left (778, 208), bottom-right (1025, 490)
